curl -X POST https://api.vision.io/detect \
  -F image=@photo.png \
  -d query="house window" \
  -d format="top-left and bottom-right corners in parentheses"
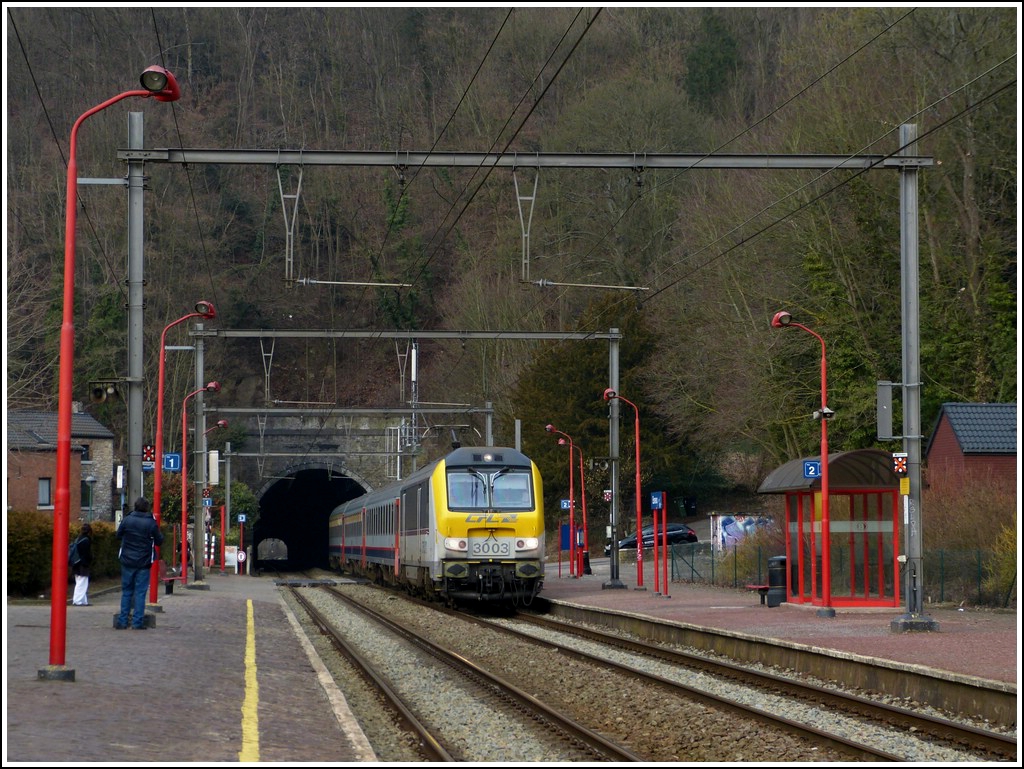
top-left (38, 478), bottom-right (53, 508)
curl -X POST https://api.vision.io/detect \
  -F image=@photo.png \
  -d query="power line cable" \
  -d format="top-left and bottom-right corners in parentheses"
top-left (518, 7), bottom-right (919, 325)
top-left (397, 8), bottom-right (603, 303)
top-left (148, 8), bottom-right (222, 313)
top-left (641, 68), bottom-right (1017, 305)
top-left (7, 8), bottom-right (129, 307)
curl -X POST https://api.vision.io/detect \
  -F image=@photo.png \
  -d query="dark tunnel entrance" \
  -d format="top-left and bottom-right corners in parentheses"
top-left (252, 467), bottom-right (366, 572)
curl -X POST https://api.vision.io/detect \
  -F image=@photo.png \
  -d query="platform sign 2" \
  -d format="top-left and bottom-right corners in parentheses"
top-left (803, 460), bottom-right (821, 479)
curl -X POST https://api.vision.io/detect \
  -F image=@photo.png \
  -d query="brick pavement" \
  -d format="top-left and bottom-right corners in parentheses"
top-left (542, 556), bottom-right (1019, 686)
top-left (4, 573), bottom-right (374, 764)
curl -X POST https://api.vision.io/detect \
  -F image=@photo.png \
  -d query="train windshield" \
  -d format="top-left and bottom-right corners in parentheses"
top-left (447, 467), bottom-right (533, 511)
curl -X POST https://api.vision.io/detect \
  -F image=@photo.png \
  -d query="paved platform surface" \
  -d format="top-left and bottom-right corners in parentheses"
top-left (543, 555), bottom-right (1020, 686)
top-left (4, 573), bottom-right (375, 764)
top-left (5, 561), bottom-right (1017, 764)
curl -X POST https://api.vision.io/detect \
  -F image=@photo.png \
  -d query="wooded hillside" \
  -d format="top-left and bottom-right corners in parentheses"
top-left (5, 7), bottom-right (1017, 506)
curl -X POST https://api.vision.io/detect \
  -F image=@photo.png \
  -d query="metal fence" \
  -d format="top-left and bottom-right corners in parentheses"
top-left (660, 542), bottom-right (1015, 609)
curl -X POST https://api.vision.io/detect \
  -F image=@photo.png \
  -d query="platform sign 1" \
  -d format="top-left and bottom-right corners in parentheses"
top-left (203, 497), bottom-right (213, 507)
top-left (803, 460), bottom-right (821, 479)
top-left (237, 514), bottom-right (247, 523)
top-left (162, 452), bottom-right (181, 472)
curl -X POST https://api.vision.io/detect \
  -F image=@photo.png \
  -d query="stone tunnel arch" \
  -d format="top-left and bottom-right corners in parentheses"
top-left (251, 462), bottom-right (370, 571)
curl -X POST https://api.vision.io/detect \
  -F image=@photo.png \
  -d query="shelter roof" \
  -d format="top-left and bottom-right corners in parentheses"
top-left (757, 448), bottom-right (898, 494)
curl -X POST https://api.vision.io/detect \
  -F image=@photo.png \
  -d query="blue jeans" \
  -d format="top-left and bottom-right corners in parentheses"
top-left (117, 565), bottom-right (151, 628)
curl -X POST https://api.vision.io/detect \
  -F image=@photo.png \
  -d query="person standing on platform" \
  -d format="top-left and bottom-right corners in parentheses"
top-left (71, 523), bottom-right (93, 606)
top-left (115, 497), bottom-right (164, 630)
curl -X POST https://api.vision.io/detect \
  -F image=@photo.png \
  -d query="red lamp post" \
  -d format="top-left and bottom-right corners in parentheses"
top-left (603, 388), bottom-right (644, 588)
top-left (151, 301), bottom-right (215, 602)
top-left (545, 424), bottom-right (576, 576)
top-left (180, 382), bottom-right (220, 584)
top-left (569, 440), bottom-right (590, 575)
top-left (772, 311), bottom-right (835, 618)
top-left (204, 419), bottom-right (229, 437)
top-left (46, 66), bottom-right (180, 677)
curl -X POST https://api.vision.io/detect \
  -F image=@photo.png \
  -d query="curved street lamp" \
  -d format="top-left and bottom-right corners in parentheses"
top-left (561, 438), bottom-right (590, 575)
top-left (47, 66), bottom-right (181, 677)
top-left (545, 424), bottom-right (577, 576)
top-left (180, 381), bottom-right (221, 584)
top-left (772, 311), bottom-right (835, 618)
top-left (603, 388), bottom-right (644, 588)
top-left (151, 301), bottom-right (216, 603)
top-left (204, 419), bottom-right (229, 437)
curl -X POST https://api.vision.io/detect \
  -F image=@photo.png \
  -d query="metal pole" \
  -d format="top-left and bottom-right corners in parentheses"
top-left (604, 329), bottom-right (625, 588)
top-left (192, 323), bottom-right (207, 585)
top-left (817, 338), bottom-right (835, 617)
top-left (126, 112), bottom-right (144, 507)
top-left (893, 123), bottom-right (938, 631)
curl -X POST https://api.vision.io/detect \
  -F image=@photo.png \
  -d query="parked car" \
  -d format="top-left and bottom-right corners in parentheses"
top-left (604, 523), bottom-right (698, 556)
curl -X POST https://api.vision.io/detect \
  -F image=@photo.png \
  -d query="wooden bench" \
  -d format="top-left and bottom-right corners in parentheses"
top-left (746, 584), bottom-right (770, 605)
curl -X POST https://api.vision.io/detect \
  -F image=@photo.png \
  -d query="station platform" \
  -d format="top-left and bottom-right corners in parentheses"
top-left (542, 555), bottom-right (1020, 686)
top-left (5, 560), bottom-right (1017, 764)
top-left (4, 572), bottom-right (375, 763)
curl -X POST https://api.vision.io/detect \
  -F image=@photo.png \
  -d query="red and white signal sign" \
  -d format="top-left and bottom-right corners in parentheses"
top-left (143, 444), bottom-right (156, 462)
top-left (892, 453), bottom-right (908, 475)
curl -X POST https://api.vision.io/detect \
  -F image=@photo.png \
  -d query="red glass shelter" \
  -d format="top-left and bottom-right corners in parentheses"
top-left (758, 449), bottom-right (902, 608)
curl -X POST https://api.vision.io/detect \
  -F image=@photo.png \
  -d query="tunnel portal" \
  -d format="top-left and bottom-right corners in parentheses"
top-left (252, 466), bottom-right (366, 572)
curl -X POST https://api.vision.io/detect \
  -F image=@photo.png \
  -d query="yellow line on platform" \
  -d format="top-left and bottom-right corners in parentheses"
top-left (238, 599), bottom-right (260, 762)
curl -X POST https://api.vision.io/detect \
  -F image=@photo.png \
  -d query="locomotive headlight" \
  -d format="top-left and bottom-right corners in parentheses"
top-left (444, 537), bottom-right (468, 552)
top-left (516, 537), bottom-right (539, 551)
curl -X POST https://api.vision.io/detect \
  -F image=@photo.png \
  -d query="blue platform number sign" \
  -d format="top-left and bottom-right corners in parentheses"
top-left (803, 460), bottom-right (821, 479)
top-left (163, 452), bottom-right (182, 472)
top-left (560, 499), bottom-right (571, 510)
top-left (651, 492), bottom-right (662, 510)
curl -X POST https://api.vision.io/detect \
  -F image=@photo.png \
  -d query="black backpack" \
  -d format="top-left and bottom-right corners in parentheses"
top-left (68, 536), bottom-right (83, 567)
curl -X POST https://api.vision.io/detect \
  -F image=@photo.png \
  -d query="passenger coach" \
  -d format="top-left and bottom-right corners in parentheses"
top-left (329, 446), bottom-right (545, 604)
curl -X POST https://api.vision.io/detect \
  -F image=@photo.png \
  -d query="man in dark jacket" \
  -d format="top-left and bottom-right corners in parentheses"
top-left (115, 497), bottom-right (164, 629)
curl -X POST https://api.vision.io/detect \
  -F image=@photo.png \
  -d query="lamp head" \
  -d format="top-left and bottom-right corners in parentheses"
top-left (194, 300), bottom-right (216, 319)
top-left (558, 438), bottom-right (567, 446)
top-left (140, 66), bottom-right (181, 102)
top-left (603, 388), bottom-right (617, 401)
top-left (205, 381), bottom-right (221, 393)
top-left (216, 419), bottom-right (229, 429)
top-left (90, 383), bottom-right (117, 403)
top-left (545, 424), bottom-right (555, 433)
top-left (771, 311), bottom-right (793, 328)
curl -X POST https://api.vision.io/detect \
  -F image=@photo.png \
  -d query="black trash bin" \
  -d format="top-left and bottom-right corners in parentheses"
top-left (767, 555), bottom-right (787, 608)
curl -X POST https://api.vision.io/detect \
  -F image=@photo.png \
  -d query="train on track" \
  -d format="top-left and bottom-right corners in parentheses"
top-left (328, 446), bottom-right (545, 604)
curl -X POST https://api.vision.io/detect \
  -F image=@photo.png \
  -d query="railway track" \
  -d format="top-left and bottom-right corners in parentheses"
top-left (492, 611), bottom-right (1018, 762)
top-left (287, 584), bottom-right (643, 761)
top-left (290, 582), bottom-right (988, 761)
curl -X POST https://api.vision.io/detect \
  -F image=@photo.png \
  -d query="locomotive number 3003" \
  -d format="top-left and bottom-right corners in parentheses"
top-left (469, 538), bottom-right (511, 557)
